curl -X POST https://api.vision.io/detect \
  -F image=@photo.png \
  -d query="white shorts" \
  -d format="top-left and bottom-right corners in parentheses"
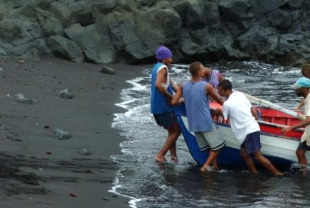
top-left (195, 123), bottom-right (226, 151)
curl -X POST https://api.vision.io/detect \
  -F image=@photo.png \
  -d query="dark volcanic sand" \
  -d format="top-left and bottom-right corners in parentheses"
top-left (0, 57), bottom-right (144, 208)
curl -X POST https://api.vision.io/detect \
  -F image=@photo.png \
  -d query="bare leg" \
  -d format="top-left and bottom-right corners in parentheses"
top-left (207, 149), bottom-right (219, 170)
top-left (169, 142), bottom-right (178, 162)
top-left (240, 149), bottom-right (259, 174)
top-left (212, 159), bottom-right (219, 171)
top-left (155, 122), bottom-right (181, 162)
top-left (201, 150), bottom-right (220, 172)
top-left (296, 149), bottom-right (307, 175)
top-left (253, 151), bottom-right (283, 176)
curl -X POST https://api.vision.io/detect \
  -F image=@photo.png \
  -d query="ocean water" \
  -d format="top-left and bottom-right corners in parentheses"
top-left (111, 61), bottom-right (310, 208)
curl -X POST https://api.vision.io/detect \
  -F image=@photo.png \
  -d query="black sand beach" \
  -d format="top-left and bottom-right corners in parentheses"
top-left (0, 57), bottom-right (142, 208)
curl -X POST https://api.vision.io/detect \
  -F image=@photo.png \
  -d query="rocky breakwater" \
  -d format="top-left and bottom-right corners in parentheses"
top-left (0, 0), bottom-right (309, 66)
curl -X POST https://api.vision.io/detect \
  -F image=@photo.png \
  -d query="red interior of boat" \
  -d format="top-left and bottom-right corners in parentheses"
top-left (210, 102), bottom-right (303, 139)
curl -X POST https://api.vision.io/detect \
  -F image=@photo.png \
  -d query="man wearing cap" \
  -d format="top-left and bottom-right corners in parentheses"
top-left (282, 77), bottom-right (310, 175)
top-left (150, 46), bottom-right (181, 163)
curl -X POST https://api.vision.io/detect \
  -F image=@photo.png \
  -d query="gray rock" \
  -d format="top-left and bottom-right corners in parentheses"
top-left (0, 0), bottom-right (308, 66)
top-left (47, 36), bottom-right (84, 63)
top-left (36, 7), bottom-right (65, 36)
top-left (104, 12), bottom-right (140, 50)
top-left (79, 148), bottom-right (91, 155)
top-left (137, 0), bottom-right (157, 10)
top-left (13, 93), bottom-right (34, 104)
top-left (58, 89), bottom-right (73, 99)
top-left (136, 8), bottom-right (182, 51)
top-left (235, 25), bottom-right (278, 55)
top-left (65, 23), bottom-right (116, 64)
top-left (219, 0), bottom-right (253, 31)
top-left (100, 66), bottom-right (115, 75)
top-left (92, 0), bottom-right (118, 14)
top-left (69, 1), bottom-right (94, 26)
top-left (267, 9), bottom-right (299, 30)
top-left (53, 129), bottom-right (72, 140)
top-left (123, 41), bottom-right (153, 64)
top-left (249, 0), bottom-right (285, 15)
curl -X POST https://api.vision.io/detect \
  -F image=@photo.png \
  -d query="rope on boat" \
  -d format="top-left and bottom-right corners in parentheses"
top-left (236, 90), bottom-right (306, 121)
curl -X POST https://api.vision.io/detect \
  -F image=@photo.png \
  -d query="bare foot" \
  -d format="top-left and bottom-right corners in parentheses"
top-left (200, 165), bottom-right (212, 172)
top-left (171, 156), bottom-right (179, 163)
top-left (212, 165), bottom-right (219, 171)
top-left (155, 156), bottom-right (167, 163)
top-left (301, 167), bottom-right (307, 177)
top-left (274, 172), bottom-right (284, 177)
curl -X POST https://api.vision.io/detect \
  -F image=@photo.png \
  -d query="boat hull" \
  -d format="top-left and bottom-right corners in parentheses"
top-left (173, 104), bottom-right (306, 169)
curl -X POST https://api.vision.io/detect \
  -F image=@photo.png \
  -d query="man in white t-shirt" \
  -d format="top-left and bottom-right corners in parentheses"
top-left (281, 77), bottom-right (310, 175)
top-left (216, 79), bottom-right (282, 176)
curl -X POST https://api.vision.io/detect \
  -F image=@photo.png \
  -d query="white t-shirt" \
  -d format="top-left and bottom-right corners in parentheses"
top-left (301, 93), bottom-right (310, 145)
top-left (222, 91), bottom-right (260, 144)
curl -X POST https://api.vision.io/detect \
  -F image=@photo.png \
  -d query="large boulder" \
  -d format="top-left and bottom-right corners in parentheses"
top-left (249, 0), bottom-right (286, 15)
top-left (0, 18), bottom-right (51, 59)
top-left (35, 7), bottom-right (65, 36)
top-left (135, 8), bottom-right (182, 52)
top-left (64, 23), bottom-right (117, 64)
top-left (266, 33), bottom-right (310, 66)
top-left (219, 0), bottom-right (254, 32)
top-left (47, 35), bottom-right (84, 63)
top-left (0, 0), bottom-right (309, 66)
top-left (103, 11), bottom-right (153, 64)
top-left (68, 1), bottom-right (95, 26)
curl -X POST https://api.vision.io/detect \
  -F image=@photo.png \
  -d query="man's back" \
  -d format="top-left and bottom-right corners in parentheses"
top-left (223, 91), bottom-right (259, 143)
top-left (183, 81), bottom-right (213, 132)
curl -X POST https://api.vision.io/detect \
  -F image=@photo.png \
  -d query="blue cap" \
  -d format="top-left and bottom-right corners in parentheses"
top-left (291, 77), bottom-right (310, 89)
top-left (155, 46), bottom-right (172, 60)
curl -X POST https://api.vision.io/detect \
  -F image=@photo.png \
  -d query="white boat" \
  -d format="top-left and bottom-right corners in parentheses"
top-left (173, 101), bottom-right (307, 168)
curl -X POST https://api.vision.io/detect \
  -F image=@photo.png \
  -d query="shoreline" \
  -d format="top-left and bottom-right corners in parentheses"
top-left (0, 56), bottom-right (146, 207)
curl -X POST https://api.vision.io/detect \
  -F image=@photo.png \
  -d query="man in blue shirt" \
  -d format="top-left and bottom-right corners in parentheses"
top-left (151, 46), bottom-right (181, 163)
top-left (172, 61), bottom-right (225, 171)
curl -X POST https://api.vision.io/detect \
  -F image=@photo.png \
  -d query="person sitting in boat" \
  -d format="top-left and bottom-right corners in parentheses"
top-left (216, 79), bottom-right (283, 176)
top-left (171, 61), bottom-right (226, 172)
top-left (201, 65), bottom-right (225, 91)
top-left (151, 46), bottom-right (182, 163)
top-left (281, 77), bottom-right (310, 175)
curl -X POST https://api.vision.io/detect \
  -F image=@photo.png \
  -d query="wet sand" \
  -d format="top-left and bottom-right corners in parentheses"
top-left (0, 57), bottom-right (144, 207)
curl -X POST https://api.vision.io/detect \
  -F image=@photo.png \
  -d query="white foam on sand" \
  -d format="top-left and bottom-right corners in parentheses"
top-left (110, 76), bottom-right (151, 207)
top-left (109, 64), bottom-right (194, 207)
top-left (108, 172), bottom-right (141, 208)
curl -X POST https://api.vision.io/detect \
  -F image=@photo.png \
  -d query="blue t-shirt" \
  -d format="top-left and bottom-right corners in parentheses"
top-left (183, 81), bottom-right (213, 132)
top-left (150, 63), bottom-right (173, 114)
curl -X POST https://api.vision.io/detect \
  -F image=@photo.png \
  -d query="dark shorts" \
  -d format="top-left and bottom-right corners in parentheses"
top-left (241, 131), bottom-right (262, 155)
top-left (297, 141), bottom-right (310, 151)
top-left (153, 112), bottom-right (177, 129)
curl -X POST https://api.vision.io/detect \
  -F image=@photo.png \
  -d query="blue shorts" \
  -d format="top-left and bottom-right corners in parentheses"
top-left (241, 131), bottom-right (262, 155)
top-left (153, 112), bottom-right (177, 129)
top-left (297, 141), bottom-right (310, 151)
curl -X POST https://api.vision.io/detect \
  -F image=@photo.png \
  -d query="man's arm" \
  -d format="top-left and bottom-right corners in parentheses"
top-left (218, 73), bottom-right (225, 82)
top-left (155, 67), bottom-right (173, 102)
top-left (296, 98), bottom-right (305, 111)
top-left (213, 108), bottom-right (223, 116)
top-left (171, 80), bottom-right (180, 92)
top-left (251, 107), bottom-right (258, 120)
top-left (281, 116), bottom-right (310, 133)
top-left (205, 84), bottom-right (224, 105)
top-left (171, 86), bottom-right (183, 105)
